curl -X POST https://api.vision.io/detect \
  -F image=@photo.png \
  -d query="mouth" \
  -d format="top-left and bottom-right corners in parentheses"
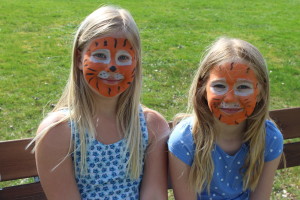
top-left (100, 78), bottom-right (123, 85)
top-left (220, 108), bottom-right (243, 114)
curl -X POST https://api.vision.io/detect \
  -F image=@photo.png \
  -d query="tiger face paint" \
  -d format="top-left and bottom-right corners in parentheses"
top-left (82, 37), bottom-right (136, 97)
top-left (206, 62), bottom-right (259, 125)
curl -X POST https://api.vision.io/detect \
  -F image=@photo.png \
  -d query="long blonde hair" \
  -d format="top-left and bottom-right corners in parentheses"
top-left (188, 37), bottom-right (270, 192)
top-left (33, 5), bottom-right (143, 179)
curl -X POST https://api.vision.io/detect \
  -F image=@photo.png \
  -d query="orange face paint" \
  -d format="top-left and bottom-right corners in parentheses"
top-left (206, 62), bottom-right (259, 125)
top-left (82, 37), bottom-right (136, 97)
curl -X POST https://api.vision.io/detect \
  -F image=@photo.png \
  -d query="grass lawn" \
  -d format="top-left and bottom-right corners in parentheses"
top-left (0, 0), bottom-right (299, 199)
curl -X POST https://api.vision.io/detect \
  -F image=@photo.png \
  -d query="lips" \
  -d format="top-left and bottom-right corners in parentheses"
top-left (220, 108), bottom-right (243, 114)
top-left (100, 78), bottom-right (123, 85)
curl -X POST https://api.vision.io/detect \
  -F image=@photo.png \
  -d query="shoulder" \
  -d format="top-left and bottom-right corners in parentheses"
top-left (168, 117), bottom-right (195, 166)
top-left (265, 120), bottom-right (284, 142)
top-left (36, 111), bottom-right (72, 152)
top-left (168, 117), bottom-right (194, 145)
top-left (143, 107), bottom-right (170, 141)
top-left (264, 120), bottom-right (284, 162)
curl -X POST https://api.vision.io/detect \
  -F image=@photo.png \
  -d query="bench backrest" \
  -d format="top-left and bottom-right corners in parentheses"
top-left (0, 107), bottom-right (299, 198)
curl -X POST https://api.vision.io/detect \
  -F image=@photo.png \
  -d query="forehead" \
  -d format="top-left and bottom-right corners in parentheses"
top-left (85, 36), bottom-right (134, 53)
top-left (209, 62), bottom-right (257, 82)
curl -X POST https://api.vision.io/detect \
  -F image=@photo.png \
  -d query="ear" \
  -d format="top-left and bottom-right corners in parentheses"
top-left (77, 49), bottom-right (83, 70)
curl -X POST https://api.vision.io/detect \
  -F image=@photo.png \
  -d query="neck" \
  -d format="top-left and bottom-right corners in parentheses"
top-left (215, 119), bottom-right (246, 140)
top-left (214, 119), bottom-right (246, 155)
top-left (91, 91), bottom-right (119, 118)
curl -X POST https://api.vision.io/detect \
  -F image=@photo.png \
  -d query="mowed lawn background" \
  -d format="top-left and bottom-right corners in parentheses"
top-left (0, 0), bottom-right (299, 199)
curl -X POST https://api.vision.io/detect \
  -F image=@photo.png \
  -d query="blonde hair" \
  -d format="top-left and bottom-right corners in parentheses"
top-left (188, 37), bottom-right (270, 192)
top-left (33, 5), bottom-right (143, 179)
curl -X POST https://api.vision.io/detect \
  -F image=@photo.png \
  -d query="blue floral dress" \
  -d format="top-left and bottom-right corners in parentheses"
top-left (71, 108), bottom-right (148, 200)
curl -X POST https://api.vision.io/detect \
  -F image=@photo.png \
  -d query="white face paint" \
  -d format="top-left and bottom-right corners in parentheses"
top-left (234, 79), bottom-right (254, 96)
top-left (90, 49), bottom-right (111, 64)
top-left (115, 50), bottom-right (132, 66)
top-left (209, 78), bottom-right (254, 97)
top-left (219, 102), bottom-right (241, 109)
top-left (209, 78), bottom-right (228, 95)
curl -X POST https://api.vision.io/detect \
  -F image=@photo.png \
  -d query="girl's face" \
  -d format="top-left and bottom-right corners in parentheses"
top-left (81, 37), bottom-right (136, 97)
top-left (206, 62), bottom-right (260, 125)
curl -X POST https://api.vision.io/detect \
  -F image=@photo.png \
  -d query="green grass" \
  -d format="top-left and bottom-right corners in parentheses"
top-left (0, 0), bottom-right (299, 199)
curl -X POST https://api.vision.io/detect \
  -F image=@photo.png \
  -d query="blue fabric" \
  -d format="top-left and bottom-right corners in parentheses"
top-left (168, 117), bottom-right (283, 200)
top-left (71, 108), bottom-right (148, 200)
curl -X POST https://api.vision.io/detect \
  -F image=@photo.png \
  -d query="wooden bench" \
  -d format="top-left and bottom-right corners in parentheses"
top-left (1, 107), bottom-right (300, 199)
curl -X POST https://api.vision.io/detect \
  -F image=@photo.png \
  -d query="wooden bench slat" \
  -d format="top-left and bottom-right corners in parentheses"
top-left (0, 182), bottom-right (46, 200)
top-left (270, 107), bottom-right (300, 140)
top-left (0, 138), bottom-right (37, 181)
top-left (278, 141), bottom-right (300, 169)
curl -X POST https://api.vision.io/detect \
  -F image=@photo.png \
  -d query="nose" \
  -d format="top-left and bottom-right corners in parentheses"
top-left (109, 66), bottom-right (117, 72)
top-left (223, 89), bottom-right (238, 103)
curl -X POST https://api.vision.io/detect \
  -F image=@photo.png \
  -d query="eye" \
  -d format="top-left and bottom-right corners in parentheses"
top-left (118, 55), bottom-right (130, 62)
top-left (210, 81), bottom-right (228, 95)
top-left (235, 82), bottom-right (254, 96)
top-left (237, 85), bottom-right (251, 90)
top-left (116, 50), bottom-right (132, 66)
top-left (213, 84), bottom-right (226, 89)
top-left (93, 53), bottom-right (107, 60)
top-left (90, 49), bottom-right (110, 64)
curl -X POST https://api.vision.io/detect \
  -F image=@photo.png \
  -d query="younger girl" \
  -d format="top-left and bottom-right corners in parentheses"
top-left (33, 5), bottom-right (169, 199)
top-left (168, 37), bottom-right (283, 200)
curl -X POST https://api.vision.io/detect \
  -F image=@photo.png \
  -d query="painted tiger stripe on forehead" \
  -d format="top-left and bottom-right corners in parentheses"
top-left (114, 39), bottom-right (117, 48)
top-left (123, 39), bottom-right (127, 47)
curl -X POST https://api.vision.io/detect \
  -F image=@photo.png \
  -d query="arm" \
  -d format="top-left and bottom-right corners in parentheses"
top-left (35, 113), bottom-right (81, 200)
top-left (250, 154), bottom-right (282, 200)
top-left (139, 108), bottom-right (170, 200)
top-left (169, 153), bottom-right (197, 200)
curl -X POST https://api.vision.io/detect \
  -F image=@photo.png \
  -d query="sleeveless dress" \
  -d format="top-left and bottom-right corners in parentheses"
top-left (70, 108), bottom-right (148, 200)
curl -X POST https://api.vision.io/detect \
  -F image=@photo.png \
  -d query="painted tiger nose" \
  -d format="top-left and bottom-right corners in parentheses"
top-left (223, 89), bottom-right (238, 103)
top-left (109, 66), bottom-right (117, 72)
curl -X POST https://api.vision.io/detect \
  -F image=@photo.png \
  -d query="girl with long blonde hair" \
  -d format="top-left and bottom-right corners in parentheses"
top-left (33, 5), bottom-right (169, 199)
top-left (168, 37), bottom-right (283, 199)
